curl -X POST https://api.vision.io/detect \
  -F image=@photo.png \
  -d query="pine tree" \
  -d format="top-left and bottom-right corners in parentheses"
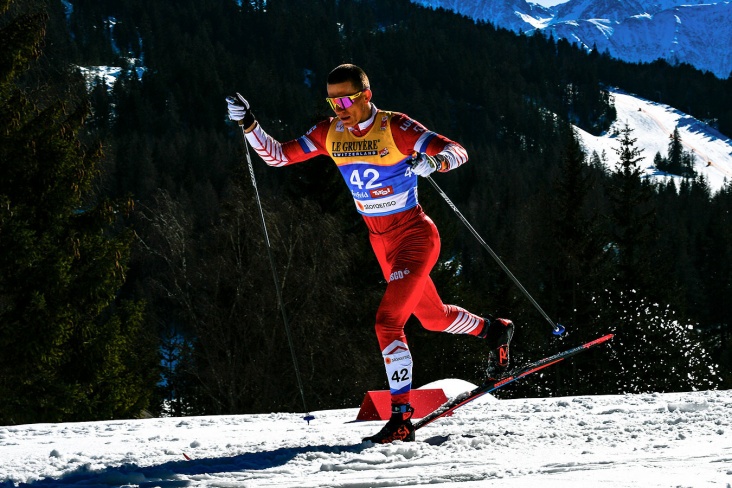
top-left (654, 151), bottom-right (668, 173)
top-left (599, 125), bottom-right (719, 393)
top-left (702, 182), bottom-right (732, 388)
top-left (667, 127), bottom-right (685, 174)
top-left (137, 187), bottom-right (376, 414)
top-left (606, 124), bottom-right (656, 291)
top-left (540, 128), bottom-right (611, 395)
top-left (0, 0), bottom-right (157, 424)
top-left (662, 127), bottom-right (696, 178)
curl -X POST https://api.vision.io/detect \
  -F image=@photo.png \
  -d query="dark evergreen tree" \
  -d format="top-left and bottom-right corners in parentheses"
top-left (0, 0), bottom-right (157, 424)
top-left (137, 186), bottom-right (380, 414)
top-left (598, 125), bottom-right (719, 393)
top-left (540, 128), bottom-right (611, 395)
top-left (667, 127), bottom-right (685, 174)
top-left (668, 127), bottom-right (695, 177)
top-left (701, 181), bottom-right (732, 388)
top-left (496, 127), bottom-right (611, 398)
top-left (43, 0), bottom-right (731, 412)
top-left (653, 151), bottom-right (666, 172)
top-left (606, 124), bottom-right (656, 291)
top-left (655, 127), bottom-right (697, 178)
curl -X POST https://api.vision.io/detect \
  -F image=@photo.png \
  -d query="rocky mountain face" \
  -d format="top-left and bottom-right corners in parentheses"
top-left (412, 0), bottom-right (732, 79)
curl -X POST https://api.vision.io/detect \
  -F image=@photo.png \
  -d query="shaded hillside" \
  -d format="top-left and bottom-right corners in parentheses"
top-left (2, 0), bottom-right (727, 420)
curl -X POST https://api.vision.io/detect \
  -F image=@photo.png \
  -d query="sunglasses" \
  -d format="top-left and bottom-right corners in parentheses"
top-left (326, 90), bottom-right (365, 111)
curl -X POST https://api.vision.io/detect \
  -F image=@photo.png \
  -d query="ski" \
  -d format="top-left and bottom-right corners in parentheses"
top-left (413, 333), bottom-right (615, 431)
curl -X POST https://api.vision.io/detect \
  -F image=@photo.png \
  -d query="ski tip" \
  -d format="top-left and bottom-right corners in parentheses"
top-left (552, 323), bottom-right (566, 336)
top-left (304, 414), bottom-right (315, 424)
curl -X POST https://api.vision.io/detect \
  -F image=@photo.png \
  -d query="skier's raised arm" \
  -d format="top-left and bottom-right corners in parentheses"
top-left (226, 93), bottom-right (330, 167)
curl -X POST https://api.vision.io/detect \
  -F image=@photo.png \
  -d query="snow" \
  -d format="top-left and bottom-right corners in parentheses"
top-left (414, 0), bottom-right (732, 79)
top-left (587, 18), bottom-right (614, 38)
top-left (517, 11), bottom-right (553, 29)
top-left (2, 379), bottom-right (731, 487)
top-left (576, 88), bottom-right (732, 192)
top-left (77, 64), bottom-right (146, 93)
top-left (530, 0), bottom-right (570, 7)
top-left (77, 66), bottom-right (124, 92)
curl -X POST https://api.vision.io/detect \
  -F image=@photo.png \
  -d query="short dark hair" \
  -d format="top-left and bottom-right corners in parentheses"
top-left (327, 64), bottom-right (370, 91)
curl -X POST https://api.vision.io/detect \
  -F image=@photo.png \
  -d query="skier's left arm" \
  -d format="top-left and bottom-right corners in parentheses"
top-left (390, 113), bottom-right (468, 176)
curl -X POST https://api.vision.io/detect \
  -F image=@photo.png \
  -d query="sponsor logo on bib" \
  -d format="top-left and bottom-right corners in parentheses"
top-left (355, 191), bottom-right (408, 214)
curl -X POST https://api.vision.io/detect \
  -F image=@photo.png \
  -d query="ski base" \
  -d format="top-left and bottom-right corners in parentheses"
top-left (413, 333), bottom-right (614, 431)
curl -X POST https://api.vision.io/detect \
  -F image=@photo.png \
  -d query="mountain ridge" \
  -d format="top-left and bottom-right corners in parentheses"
top-left (412, 0), bottom-right (732, 78)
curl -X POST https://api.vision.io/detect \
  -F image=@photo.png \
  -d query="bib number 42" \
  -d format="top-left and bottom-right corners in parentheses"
top-left (350, 168), bottom-right (381, 190)
top-left (391, 368), bottom-right (410, 383)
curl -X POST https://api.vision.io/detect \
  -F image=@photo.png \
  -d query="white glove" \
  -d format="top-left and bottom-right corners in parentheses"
top-left (226, 93), bottom-right (255, 127)
top-left (411, 153), bottom-right (442, 177)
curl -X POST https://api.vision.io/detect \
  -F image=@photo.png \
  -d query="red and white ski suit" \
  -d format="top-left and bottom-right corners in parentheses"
top-left (245, 105), bottom-right (485, 404)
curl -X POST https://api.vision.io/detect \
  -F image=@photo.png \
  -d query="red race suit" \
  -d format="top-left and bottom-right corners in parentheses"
top-left (245, 105), bottom-right (485, 405)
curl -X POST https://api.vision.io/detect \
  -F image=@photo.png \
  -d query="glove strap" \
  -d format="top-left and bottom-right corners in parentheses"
top-left (238, 111), bottom-right (256, 131)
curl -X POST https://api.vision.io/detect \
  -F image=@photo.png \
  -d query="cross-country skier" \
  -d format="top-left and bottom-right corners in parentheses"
top-left (227, 64), bottom-right (514, 443)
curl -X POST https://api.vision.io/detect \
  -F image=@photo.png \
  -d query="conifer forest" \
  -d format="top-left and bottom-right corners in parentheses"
top-left (1, 0), bottom-right (731, 424)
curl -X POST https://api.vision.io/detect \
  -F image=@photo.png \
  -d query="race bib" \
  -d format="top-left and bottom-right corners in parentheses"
top-left (382, 340), bottom-right (413, 396)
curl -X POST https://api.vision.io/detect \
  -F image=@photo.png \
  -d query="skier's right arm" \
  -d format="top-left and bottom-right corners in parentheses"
top-left (227, 93), bottom-right (329, 166)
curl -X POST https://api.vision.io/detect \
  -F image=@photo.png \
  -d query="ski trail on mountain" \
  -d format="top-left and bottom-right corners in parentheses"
top-left (576, 88), bottom-right (732, 189)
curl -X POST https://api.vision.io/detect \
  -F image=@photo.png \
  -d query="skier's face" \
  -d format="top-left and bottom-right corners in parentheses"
top-left (326, 81), bottom-right (371, 129)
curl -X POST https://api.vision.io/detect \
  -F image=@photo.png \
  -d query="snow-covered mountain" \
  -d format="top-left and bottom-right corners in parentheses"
top-left (412, 0), bottom-right (732, 79)
top-left (551, 0), bottom-right (715, 23)
top-left (413, 0), bottom-right (554, 30)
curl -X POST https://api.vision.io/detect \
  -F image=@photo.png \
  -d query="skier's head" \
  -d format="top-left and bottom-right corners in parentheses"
top-left (326, 64), bottom-right (372, 129)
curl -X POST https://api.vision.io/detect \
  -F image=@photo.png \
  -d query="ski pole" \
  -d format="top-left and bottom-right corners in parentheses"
top-left (424, 174), bottom-right (565, 336)
top-left (238, 122), bottom-right (315, 423)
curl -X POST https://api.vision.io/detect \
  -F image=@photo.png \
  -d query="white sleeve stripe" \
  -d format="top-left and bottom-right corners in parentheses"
top-left (244, 124), bottom-right (290, 167)
top-left (440, 143), bottom-right (468, 171)
top-left (444, 311), bottom-right (466, 333)
top-left (445, 311), bottom-right (481, 334)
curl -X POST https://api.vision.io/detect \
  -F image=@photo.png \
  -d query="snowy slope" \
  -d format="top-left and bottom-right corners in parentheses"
top-left (1, 381), bottom-right (731, 487)
top-left (577, 88), bottom-right (732, 191)
top-left (412, 0), bottom-right (732, 78)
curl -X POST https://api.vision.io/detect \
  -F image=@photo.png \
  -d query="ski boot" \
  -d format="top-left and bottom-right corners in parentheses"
top-left (363, 404), bottom-right (415, 444)
top-left (480, 317), bottom-right (515, 380)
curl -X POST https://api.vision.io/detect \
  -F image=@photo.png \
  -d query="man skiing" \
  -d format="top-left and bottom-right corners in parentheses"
top-left (227, 63), bottom-right (514, 443)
